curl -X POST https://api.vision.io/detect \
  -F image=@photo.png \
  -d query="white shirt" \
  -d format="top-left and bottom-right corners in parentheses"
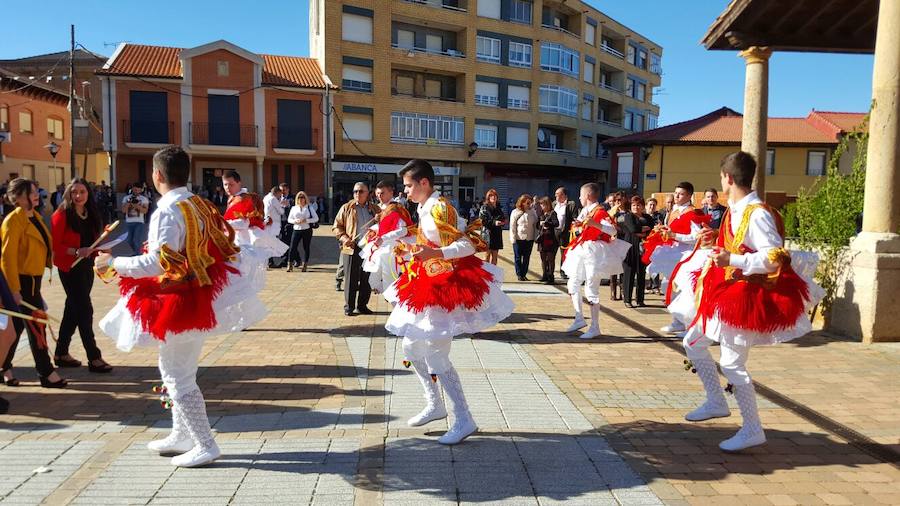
top-left (725, 191), bottom-right (781, 276)
top-left (418, 191), bottom-right (473, 260)
top-left (577, 202), bottom-right (617, 237)
top-left (122, 194), bottom-right (150, 223)
top-left (554, 199), bottom-right (568, 233)
top-left (287, 205), bottom-right (319, 231)
top-left (262, 192), bottom-right (283, 231)
top-left (113, 187), bottom-right (193, 278)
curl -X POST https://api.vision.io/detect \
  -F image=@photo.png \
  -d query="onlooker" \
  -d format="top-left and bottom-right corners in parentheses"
top-left (51, 179), bottom-right (112, 373)
top-left (262, 186), bottom-right (285, 268)
top-left (1, 179), bottom-right (66, 388)
top-left (509, 194), bottom-right (538, 281)
top-left (662, 194), bottom-right (675, 225)
top-left (211, 186), bottom-right (228, 214)
top-left (537, 197), bottom-right (560, 284)
top-left (621, 196), bottom-right (653, 308)
top-left (286, 191), bottom-right (319, 272)
top-left (121, 182), bottom-right (150, 254)
top-left (553, 187), bottom-right (579, 280)
top-left (703, 188), bottom-right (727, 229)
top-left (479, 189), bottom-right (506, 265)
top-left (50, 185), bottom-right (65, 210)
top-left (610, 192), bottom-right (627, 300)
top-left (645, 197), bottom-right (664, 293)
top-left (332, 182), bottom-right (380, 316)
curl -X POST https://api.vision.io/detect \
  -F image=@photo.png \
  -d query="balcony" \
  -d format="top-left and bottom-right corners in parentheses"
top-left (400, 0), bottom-right (466, 13)
top-left (599, 119), bottom-right (622, 128)
top-left (507, 98), bottom-right (530, 110)
top-left (474, 95), bottom-right (499, 107)
top-left (541, 23), bottom-right (579, 39)
top-left (392, 89), bottom-right (461, 103)
top-left (190, 122), bottom-right (257, 148)
top-left (122, 120), bottom-right (174, 146)
top-left (392, 44), bottom-right (466, 59)
top-left (341, 80), bottom-right (372, 93)
top-left (537, 146), bottom-right (577, 155)
top-left (271, 127), bottom-right (318, 151)
top-left (600, 43), bottom-right (625, 59)
top-left (600, 82), bottom-right (623, 94)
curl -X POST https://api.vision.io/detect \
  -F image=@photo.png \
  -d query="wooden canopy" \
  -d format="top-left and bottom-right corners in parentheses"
top-left (702, 0), bottom-right (879, 54)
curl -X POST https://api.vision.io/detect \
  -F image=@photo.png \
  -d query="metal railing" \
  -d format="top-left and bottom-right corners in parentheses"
top-left (506, 98), bottom-right (530, 110)
top-left (541, 23), bottom-right (579, 38)
top-left (271, 127), bottom-right (318, 150)
top-left (599, 119), bottom-right (623, 128)
top-left (401, 0), bottom-right (467, 12)
top-left (190, 122), bottom-right (258, 147)
top-left (122, 120), bottom-right (174, 144)
top-left (537, 146), bottom-right (577, 155)
top-left (600, 82), bottom-right (624, 94)
top-left (474, 95), bottom-right (499, 107)
top-left (341, 80), bottom-right (372, 93)
top-left (392, 90), bottom-right (461, 103)
top-left (600, 44), bottom-right (625, 59)
top-left (393, 44), bottom-right (466, 58)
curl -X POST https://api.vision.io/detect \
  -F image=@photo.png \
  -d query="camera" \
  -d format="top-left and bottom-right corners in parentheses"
top-left (128, 195), bottom-right (140, 205)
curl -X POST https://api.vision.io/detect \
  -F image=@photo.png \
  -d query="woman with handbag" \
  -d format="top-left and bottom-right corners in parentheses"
top-left (478, 189), bottom-right (506, 265)
top-left (286, 191), bottom-right (319, 272)
top-left (537, 197), bottom-right (560, 284)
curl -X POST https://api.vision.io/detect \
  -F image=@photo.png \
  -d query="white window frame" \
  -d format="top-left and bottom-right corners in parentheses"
top-left (647, 113), bottom-right (658, 130)
top-left (47, 117), bottom-right (64, 140)
top-left (476, 36), bottom-right (502, 64)
top-left (508, 42), bottom-right (532, 68)
top-left (616, 152), bottom-right (634, 189)
top-left (539, 84), bottom-right (578, 117)
top-left (506, 126), bottom-right (529, 151)
top-left (807, 150), bottom-right (827, 176)
top-left (474, 125), bottom-right (498, 150)
top-left (507, 85), bottom-right (530, 110)
top-left (585, 23), bottom-right (596, 46)
top-left (342, 13), bottom-right (373, 44)
top-left (510, 0), bottom-right (532, 24)
top-left (19, 110), bottom-right (32, 133)
top-left (474, 81), bottom-right (500, 107)
top-left (626, 45), bottom-right (636, 65)
top-left (624, 111), bottom-right (634, 131)
top-left (341, 65), bottom-right (373, 93)
top-left (650, 53), bottom-right (662, 75)
top-left (632, 113), bottom-right (644, 132)
top-left (540, 42), bottom-right (579, 78)
top-left (390, 112), bottom-right (464, 145)
top-left (637, 49), bottom-right (648, 69)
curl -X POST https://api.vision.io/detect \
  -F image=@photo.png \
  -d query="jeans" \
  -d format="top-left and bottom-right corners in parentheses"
top-left (513, 240), bottom-right (534, 278)
top-left (288, 228), bottom-right (313, 265)
top-left (55, 262), bottom-right (102, 360)
top-left (125, 221), bottom-right (146, 254)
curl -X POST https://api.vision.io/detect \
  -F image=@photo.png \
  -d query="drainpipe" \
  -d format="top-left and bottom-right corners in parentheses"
top-left (323, 76), bottom-right (334, 222)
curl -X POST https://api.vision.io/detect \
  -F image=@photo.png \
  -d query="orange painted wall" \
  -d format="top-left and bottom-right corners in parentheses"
top-left (189, 50), bottom-right (255, 127)
top-left (1, 91), bottom-right (71, 162)
top-left (263, 88), bottom-right (324, 157)
top-left (114, 79), bottom-right (182, 152)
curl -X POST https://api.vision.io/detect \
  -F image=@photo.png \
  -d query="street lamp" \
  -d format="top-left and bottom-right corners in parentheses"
top-left (45, 141), bottom-right (60, 176)
top-left (467, 141), bottom-right (478, 157)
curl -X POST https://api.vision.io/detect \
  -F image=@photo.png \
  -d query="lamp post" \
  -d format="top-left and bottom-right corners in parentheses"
top-left (467, 141), bottom-right (479, 157)
top-left (45, 142), bottom-right (60, 182)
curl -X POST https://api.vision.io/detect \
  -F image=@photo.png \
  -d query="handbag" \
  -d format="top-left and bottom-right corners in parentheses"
top-left (308, 206), bottom-right (319, 229)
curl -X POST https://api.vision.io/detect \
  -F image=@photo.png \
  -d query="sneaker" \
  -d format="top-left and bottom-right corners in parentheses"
top-left (685, 402), bottom-right (731, 422)
top-left (170, 443), bottom-right (221, 467)
top-left (438, 419), bottom-right (477, 445)
top-left (660, 323), bottom-right (686, 333)
top-left (580, 326), bottom-right (601, 340)
top-left (565, 318), bottom-right (587, 333)
top-left (719, 426), bottom-right (766, 452)
top-left (408, 404), bottom-right (448, 427)
top-left (147, 434), bottom-right (194, 455)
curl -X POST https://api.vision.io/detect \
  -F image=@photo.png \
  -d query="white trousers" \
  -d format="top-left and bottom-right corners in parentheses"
top-left (682, 328), bottom-right (751, 385)
top-left (566, 267), bottom-right (604, 304)
top-left (158, 338), bottom-right (205, 400)
top-left (402, 335), bottom-right (452, 375)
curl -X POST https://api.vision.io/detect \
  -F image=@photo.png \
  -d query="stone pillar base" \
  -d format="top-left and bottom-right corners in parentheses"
top-left (830, 232), bottom-right (900, 343)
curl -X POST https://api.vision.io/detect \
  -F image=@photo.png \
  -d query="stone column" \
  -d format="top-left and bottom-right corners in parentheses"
top-left (256, 158), bottom-right (265, 194)
top-left (738, 46), bottom-right (772, 198)
top-left (834, 0), bottom-right (900, 343)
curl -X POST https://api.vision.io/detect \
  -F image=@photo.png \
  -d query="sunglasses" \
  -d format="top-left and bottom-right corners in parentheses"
top-left (353, 190), bottom-right (366, 194)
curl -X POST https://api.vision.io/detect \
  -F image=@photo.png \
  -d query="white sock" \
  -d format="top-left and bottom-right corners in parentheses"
top-left (571, 293), bottom-right (583, 320)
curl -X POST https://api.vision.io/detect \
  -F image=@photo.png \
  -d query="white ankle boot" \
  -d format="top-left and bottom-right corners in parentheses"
top-left (567, 293), bottom-right (587, 332)
top-left (685, 359), bottom-right (730, 421)
top-left (661, 319), bottom-right (685, 333)
top-left (580, 304), bottom-right (601, 339)
top-left (719, 383), bottom-right (766, 452)
top-left (170, 390), bottom-right (221, 467)
top-left (148, 405), bottom-right (194, 455)
top-left (437, 367), bottom-right (476, 445)
top-left (408, 361), bottom-right (447, 427)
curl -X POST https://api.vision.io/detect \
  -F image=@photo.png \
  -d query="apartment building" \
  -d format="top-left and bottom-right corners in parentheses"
top-left (0, 67), bottom-right (73, 189)
top-left (310, 0), bottom-right (662, 208)
top-left (98, 40), bottom-right (330, 196)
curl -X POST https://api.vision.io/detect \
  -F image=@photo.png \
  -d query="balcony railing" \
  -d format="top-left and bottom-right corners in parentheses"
top-left (537, 146), bottom-right (577, 155)
top-left (600, 44), bottom-right (625, 59)
top-left (122, 120), bottom-right (174, 145)
top-left (392, 90), bottom-right (461, 103)
top-left (541, 23), bottom-right (578, 38)
top-left (341, 80), bottom-right (372, 93)
top-left (271, 127), bottom-right (318, 151)
top-left (474, 95), bottom-right (499, 107)
top-left (401, 0), bottom-right (467, 12)
top-left (190, 122), bottom-right (258, 147)
top-left (600, 82), bottom-right (623, 94)
top-left (599, 119), bottom-right (623, 128)
top-left (392, 44), bottom-right (466, 58)
top-left (506, 98), bottom-right (530, 110)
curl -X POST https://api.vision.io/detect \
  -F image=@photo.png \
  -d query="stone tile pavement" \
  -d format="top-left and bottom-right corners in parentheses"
top-left (0, 229), bottom-right (897, 505)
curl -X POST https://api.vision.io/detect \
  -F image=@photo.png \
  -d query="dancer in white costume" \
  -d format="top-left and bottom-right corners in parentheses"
top-left (384, 160), bottom-right (514, 445)
top-left (360, 181), bottom-right (413, 294)
top-left (221, 170), bottom-right (289, 291)
top-left (560, 183), bottom-right (631, 339)
top-left (682, 151), bottom-right (823, 452)
top-left (96, 147), bottom-right (266, 468)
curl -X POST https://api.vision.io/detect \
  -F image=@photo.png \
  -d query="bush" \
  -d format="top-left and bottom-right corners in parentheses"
top-left (782, 202), bottom-right (799, 238)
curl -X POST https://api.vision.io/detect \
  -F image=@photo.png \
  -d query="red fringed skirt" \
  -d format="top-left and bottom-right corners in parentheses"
top-left (392, 255), bottom-right (493, 313)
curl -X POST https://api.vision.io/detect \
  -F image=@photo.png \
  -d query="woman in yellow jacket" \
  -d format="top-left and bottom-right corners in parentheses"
top-left (1, 179), bottom-right (67, 388)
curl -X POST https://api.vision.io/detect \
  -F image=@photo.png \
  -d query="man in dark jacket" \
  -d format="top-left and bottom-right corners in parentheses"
top-left (553, 187), bottom-right (580, 280)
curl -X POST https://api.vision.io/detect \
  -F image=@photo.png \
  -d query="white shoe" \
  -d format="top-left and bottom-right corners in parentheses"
top-left (660, 323), bottom-right (685, 333)
top-left (170, 443), bottom-right (221, 467)
top-left (566, 318), bottom-right (587, 332)
top-left (408, 404), bottom-right (447, 427)
top-left (719, 426), bottom-right (766, 452)
top-left (685, 402), bottom-right (731, 422)
top-left (147, 434), bottom-right (194, 455)
top-left (438, 419), bottom-right (477, 445)
top-left (579, 326), bottom-right (601, 340)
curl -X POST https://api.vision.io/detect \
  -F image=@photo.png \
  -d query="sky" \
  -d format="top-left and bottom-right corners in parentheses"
top-left (2, 0), bottom-right (875, 126)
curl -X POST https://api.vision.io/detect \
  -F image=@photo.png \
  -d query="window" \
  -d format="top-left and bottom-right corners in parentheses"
top-left (425, 79), bottom-right (442, 98)
top-left (474, 125), bottom-right (498, 149)
top-left (475, 81), bottom-right (499, 106)
top-left (632, 113), bottom-right (644, 132)
top-left (510, 0), bottom-right (532, 24)
top-left (540, 42), bottom-right (579, 77)
top-left (390, 112), bottom-right (464, 145)
top-left (0, 104), bottom-right (8, 131)
top-left (276, 99), bottom-right (313, 149)
top-left (217, 61), bottom-right (229, 77)
top-left (766, 149), bottom-right (775, 175)
top-left (18, 110), bottom-right (32, 133)
top-left (476, 36), bottom-right (501, 63)
top-left (426, 34), bottom-right (443, 53)
top-left (624, 111), bottom-right (634, 131)
top-left (397, 29), bottom-right (415, 49)
top-left (395, 75), bottom-right (414, 95)
top-left (539, 85), bottom-right (578, 117)
top-left (585, 24), bottom-right (596, 47)
top-left (650, 53), bottom-right (662, 75)
top-left (506, 126), bottom-right (529, 151)
top-left (21, 164), bottom-right (35, 179)
top-left (807, 150), bottom-right (826, 176)
top-left (509, 42), bottom-right (532, 68)
top-left (507, 85), bottom-right (530, 110)
top-left (342, 113), bottom-right (373, 141)
top-left (342, 65), bottom-right (373, 93)
top-left (477, 0), bottom-right (501, 19)
top-left (581, 98), bottom-right (592, 121)
top-left (616, 152), bottom-right (634, 189)
top-left (47, 117), bottom-right (64, 140)
top-left (129, 91), bottom-right (169, 143)
top-left (583, 60), bottom-right (594, 84)
top-left (580, 135), bottom-right (591, 156)
top-left (648, 113), bottom-right (658, 130)
top-left (627, 78), bottom-right (645, 101)
top-left (637, 49), bottom-right (648, 69)
top-left (342, 13), bottom-right (373, 44)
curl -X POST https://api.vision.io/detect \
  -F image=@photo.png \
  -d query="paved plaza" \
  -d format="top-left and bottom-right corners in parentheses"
top-left (0, 229), bottom-right (898, 505)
